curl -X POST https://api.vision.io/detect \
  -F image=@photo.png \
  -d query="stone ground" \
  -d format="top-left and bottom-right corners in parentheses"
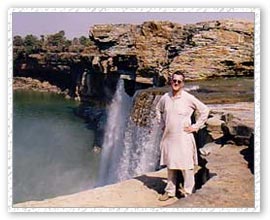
top-left (168, 144), bottom-right (254, 208)
top-left (13, 102), bottom-right (255, 209)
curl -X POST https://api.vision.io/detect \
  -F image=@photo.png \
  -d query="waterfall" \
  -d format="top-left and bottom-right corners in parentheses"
top-left (98, 79), bottom-right (163, 186)
top-left (98, 79), bottom-right (132, 186)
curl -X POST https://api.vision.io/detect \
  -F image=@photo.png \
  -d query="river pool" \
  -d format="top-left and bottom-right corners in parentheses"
top-left (13, 91), bottom-right (100, 204)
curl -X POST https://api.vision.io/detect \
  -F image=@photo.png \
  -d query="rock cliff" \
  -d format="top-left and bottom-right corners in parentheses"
top-left (90, 19), bottom-right (254, 82)
top-left (13, 19), bottom-right (254, 101)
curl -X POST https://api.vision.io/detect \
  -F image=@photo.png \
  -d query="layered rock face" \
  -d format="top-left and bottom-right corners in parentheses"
top-left (89, 19), bottom-right (254, 82)
top-left (13, 19), bottom-right (254, 101)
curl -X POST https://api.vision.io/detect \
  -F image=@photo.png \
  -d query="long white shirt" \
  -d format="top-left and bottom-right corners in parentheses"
top-left (156, 90), bottom-right (209, 169)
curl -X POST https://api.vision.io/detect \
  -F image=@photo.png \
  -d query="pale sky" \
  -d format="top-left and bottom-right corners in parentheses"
top-left (12, 12), bottom-right (254, 39)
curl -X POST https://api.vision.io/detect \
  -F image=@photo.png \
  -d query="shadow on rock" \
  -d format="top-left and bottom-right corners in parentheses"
top-left (135, 160), bottom-right (216, 198)
top-left (240, 133), bottom-right (254, 174)
top-left (135, 175), bottom-right (167, 194)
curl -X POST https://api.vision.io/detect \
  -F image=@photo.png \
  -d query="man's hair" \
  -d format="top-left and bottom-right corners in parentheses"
top-left (172, 70), bottom-right (185, 81)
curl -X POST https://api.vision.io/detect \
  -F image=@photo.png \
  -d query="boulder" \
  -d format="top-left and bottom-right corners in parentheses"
top-left (199, 142), bottom-right (222, 156)
top-left (206, 116), bottom-right (225, 134)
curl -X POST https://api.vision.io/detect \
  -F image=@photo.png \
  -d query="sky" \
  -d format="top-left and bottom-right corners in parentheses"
top-left (12, 11), bottom-right (255, 39)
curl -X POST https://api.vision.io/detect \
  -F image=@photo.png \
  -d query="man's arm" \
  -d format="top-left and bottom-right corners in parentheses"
top-left (187, 95), bottom-right (210, 133)
top-left (155, 96), bottom-right (165, 127)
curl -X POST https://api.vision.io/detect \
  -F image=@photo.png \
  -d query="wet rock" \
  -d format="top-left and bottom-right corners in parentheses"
top-left (92, 145), bottom-right (102, 154)
top-left (130, 88), bottom-right (166, 127)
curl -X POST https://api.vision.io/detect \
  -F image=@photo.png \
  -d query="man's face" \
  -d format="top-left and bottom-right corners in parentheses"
top-left (171, 74), bottom-right (184, 92)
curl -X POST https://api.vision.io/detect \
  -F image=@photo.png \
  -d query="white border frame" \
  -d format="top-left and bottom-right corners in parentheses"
top-left (7, 7), bottom-right (260, 212)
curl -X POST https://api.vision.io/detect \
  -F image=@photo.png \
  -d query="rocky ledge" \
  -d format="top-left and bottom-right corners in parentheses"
top-left (13, 77), bottom-right (65, 94)
top-left (13, 102), bottom-right (254, 209)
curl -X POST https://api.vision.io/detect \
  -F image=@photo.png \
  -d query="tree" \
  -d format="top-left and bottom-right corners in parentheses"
top-left (23, 34), bottom-right (41, 53)
top-left (40, 35), bottom-right (45, 44)
top-left (13, 35), bottom-right (25, 61)
top-left (79, 36), bottom-right (93, 46)
top-left (72, 37), bottom-right (80, 45)
top-left (13, 35), bottom-right (24, 46)
top-left (47, 30), bottom-right (66, 47)
top-left (24, 34), bottom-right (39, 46)
top-left (64, 39), bottom-right (72, 47)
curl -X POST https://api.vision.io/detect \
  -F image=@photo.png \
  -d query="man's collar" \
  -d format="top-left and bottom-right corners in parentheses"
top-left (169, 89), bottom-right (183, 98)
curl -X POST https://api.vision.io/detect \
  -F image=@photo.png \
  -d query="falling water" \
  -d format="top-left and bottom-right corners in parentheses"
top-left (116, 95), bottom-right (163, 182)
top-left (98, 79), bottom-right (132, 186)
top-left (98, 79), bottom-right (164, 186)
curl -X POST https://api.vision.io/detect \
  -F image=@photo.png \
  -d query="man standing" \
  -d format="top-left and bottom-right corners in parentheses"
top-left (156, 71), bottom-right (209, 201)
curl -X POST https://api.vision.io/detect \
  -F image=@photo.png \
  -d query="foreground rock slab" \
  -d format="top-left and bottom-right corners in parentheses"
top-left (14, 169), bottom-right (176, 208)
top-left (168, 144), bottom-right (254, 208)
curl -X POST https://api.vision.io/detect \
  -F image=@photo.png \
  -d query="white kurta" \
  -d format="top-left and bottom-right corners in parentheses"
top-left (156, 90), bottom-right (209, 170)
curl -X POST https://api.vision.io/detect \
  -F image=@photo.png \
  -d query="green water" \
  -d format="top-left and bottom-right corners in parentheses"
top-left (13, 91), bottom-right (100, 204)
top-left (150, 77), bottom-right (254, 104)
top-left (187, 77), bottom-right (254, 104)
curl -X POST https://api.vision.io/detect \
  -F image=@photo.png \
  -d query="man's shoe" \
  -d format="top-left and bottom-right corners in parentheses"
top-left (158, 192), bottom-right (174, 201)
top-left (179, 188), bottom-right (191, 198)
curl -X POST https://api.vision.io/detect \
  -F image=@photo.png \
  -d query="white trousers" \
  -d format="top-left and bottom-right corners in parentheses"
top-left (165, 168), bottom-right (195, 196)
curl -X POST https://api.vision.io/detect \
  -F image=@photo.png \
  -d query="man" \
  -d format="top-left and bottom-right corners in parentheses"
top-left (156, 71), bottom-right (209, 201)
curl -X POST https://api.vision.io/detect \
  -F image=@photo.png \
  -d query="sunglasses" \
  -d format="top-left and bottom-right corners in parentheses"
top-left (172, 79), bottom-right (182, 84)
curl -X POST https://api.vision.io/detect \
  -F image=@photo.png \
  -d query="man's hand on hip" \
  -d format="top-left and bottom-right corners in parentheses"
top-left (184, 126), bottom-right (197, 133)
